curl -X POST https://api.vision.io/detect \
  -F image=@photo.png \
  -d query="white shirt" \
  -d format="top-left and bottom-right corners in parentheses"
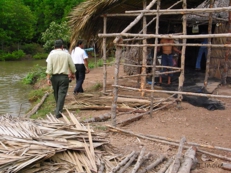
top-left (71, 47), bottom-right (88, 64)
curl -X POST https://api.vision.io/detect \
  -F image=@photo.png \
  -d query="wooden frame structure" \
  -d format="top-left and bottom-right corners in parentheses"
top-left (98, 0), bottom-right (231, 126)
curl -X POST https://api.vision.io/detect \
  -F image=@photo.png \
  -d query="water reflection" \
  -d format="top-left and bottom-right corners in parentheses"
top-left (0, 60), bottom-right (46, 116)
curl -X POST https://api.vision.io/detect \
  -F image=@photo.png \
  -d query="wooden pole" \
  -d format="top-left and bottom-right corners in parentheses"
top-left (113, 0), bottom-right (157, 44)
top-left (150, 0), bottom-right (160, 117)
top-left (204, 0), bottom-right (214, 89)
top-left (126, 6), bottom-right (231, 15)
top-left (99, 33), bottom-right (231, 39)
top-left (141, 0), bottom-right (147, 97)
top-left (177, 0), bottom-right (187, 106)
top-left (222, 0), bottom-right (231, 85)
top-left (132, 0), bottom-right (182, 41)
top-left (113, 84), bottom-right (231, 99)
top-left (117, 43), bottom-right (231, 48)
top-left (103, 15), bottom-right (107, 94)
top-left (111, 41), bottom-right (122, 126)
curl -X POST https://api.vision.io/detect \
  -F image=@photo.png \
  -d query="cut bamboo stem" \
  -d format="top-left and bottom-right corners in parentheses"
top-left (178, 146), bottom-right (197, 173)
top-left (109, 151), bottom-right (136, 173)
top-left (139, 155), bottom-right (166, 173)
top-left (169, 136), bottom-right (186, 173)
top-left (222, 162), bottom-right (231, 171)
top-left (132, 147), bottom-right (146, 173)
top-left (118, 152), bottom-right (138, 173)
top-left (157, 157), bottom-right (174, 173)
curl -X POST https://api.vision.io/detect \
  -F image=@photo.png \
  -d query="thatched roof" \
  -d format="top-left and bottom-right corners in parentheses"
top-left (187, 0), bottom-right (229, 26)
top-left (68, 0), bottom-right (203, 48)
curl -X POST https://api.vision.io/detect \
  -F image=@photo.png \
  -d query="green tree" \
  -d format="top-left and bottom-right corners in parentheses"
top-left (41, 21), bottom-right (70, 51)
top-left (23, 0), bottom-right (85, 43)
top-left (0, 0), bottom-right (35, 48)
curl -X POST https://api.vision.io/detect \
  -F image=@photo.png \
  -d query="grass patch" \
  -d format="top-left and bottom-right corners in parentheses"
top-left (93, 125), bottom-right (108, 131)
top-left (22, 64), bottom-right (46, 85)
top-left (80, 115), bottom-right (93, 122)
top-left (88, 57), bottom-right (115, 69)
top-left (88, 82), bottom-right (102, 92)
top-left (27, 87), bottom-right (55, 119)
top-left (30, 93), bottom-right (55, 119)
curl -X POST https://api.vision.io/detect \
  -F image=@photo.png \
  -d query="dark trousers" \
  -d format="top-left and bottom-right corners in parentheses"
top-left (51, 74), bottom-right (69, 116)
top-left (161, 54), bottom-right (173, 77)
top-left (74, 64), bottom-right (86, 93)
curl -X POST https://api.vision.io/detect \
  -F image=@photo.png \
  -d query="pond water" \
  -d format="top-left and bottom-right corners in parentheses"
top-left (0, 60), bottom-right (46, 116)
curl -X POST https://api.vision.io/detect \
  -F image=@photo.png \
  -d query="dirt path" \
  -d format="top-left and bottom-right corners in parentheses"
top-left (64, 65), bottom-right (231, 173)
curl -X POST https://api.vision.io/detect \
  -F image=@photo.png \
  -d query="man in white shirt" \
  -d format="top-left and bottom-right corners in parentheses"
top-left (71, 40), bottom-right (90, 95)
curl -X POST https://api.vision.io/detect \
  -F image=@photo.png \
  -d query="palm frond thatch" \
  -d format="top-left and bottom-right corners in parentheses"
top-left (187, 0), bottom-right (230, 23)
top-left (0, 113), bottom-right (108, 172)
top-left (68, 0), bottom-right (203, 49)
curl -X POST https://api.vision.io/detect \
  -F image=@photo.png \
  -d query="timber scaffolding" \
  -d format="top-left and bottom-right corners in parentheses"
top-left (98, 0), bottom-right (231, 126)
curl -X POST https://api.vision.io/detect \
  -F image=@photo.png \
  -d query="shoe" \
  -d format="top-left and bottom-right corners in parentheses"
top-left (56, 114), bottom-right (62, 118)
top-left (195, 68), bottom-right (201, 71)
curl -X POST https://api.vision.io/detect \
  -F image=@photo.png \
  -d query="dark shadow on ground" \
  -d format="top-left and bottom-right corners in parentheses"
top-left (147, 68), bottom-right (226, 110)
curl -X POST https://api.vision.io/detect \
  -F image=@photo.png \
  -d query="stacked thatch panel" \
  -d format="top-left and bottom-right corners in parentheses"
top-left (124, 44), bottom-right (142, 75)
top-left (209, 23), bottom-right (231, 78)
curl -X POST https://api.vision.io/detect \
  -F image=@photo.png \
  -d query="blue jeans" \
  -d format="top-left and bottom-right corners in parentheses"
top-left (161, 54), bottom-right (173, 76)
top-left (195, 47), bottom-right (207, 69)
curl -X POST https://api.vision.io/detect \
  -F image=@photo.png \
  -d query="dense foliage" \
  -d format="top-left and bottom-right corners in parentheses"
top-left (0, 0), bottom-right (84, 60)
top-left (41, 21), bottom-right (70, 52)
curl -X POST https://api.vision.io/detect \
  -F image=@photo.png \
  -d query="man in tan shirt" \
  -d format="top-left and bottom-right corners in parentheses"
top-left (46, 39), bottom-right (76, 118)
top-left (158, 32), bottom-right (181, 85)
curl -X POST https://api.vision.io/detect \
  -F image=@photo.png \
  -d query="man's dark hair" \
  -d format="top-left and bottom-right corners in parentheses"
top-left (76, 40), bottom-right (83, 46)
top-left (54, 39), bottom-right (63, 48)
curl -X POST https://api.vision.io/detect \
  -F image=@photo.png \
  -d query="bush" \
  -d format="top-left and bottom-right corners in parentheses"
top-left (88, 62), bottom-right (95, 69)
top-left (33, 53), bottom-right (48, 60)
top-left (2, 50), bottom-right (25, 60)
top-left (22, 64), bottom-right (46, 84)
top-left (97, 59), bottom-right (104, 67)
top-left (21, 43), bottom-right (44, 55)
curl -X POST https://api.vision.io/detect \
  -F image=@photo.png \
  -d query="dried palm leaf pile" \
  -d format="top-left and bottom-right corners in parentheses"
top-left (0, 112), bottom-right (111, 173)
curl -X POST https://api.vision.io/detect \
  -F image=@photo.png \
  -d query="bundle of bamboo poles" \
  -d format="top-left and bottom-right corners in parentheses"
top-left (0, 112), bottom-right (110, 172)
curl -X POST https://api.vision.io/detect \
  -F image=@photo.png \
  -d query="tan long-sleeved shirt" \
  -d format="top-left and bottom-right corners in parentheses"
top-left (46, 49), bottom-right (76, 75)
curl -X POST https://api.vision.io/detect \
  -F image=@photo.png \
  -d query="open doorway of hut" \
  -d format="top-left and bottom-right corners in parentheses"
top-left (184, 24), bottom-right (216, 72)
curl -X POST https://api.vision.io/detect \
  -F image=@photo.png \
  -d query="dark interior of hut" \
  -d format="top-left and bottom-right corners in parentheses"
top-left (144, 20), bottom-right (224, 111)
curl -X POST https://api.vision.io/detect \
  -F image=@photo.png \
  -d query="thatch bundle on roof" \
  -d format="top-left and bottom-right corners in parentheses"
top-left (68, 0), bottom-right (203, 49)
top-left (187, 0), bottom-right (229, 25)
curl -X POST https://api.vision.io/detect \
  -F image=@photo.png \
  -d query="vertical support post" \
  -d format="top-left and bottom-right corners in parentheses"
top-left (103, 15), bottom-right (107, 94)
top-left (150, 0), bottom-right (160, 117)
top-left (222, 0), bottom-right (231, 85)
top-left (141, 0), bottom-right (147, 97)
top-left (111, 42), bottom-right (122, 126)
top-left (177, 0), bottom-right (187, 107)
top-left (204, 0), bottom-right (214, 88)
